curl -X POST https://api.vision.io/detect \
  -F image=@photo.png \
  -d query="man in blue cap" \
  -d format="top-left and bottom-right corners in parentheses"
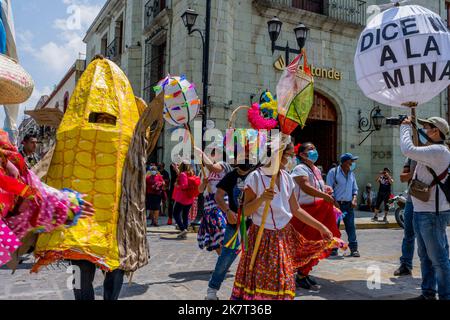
top-left (326, 153), bottom-right (360, 257)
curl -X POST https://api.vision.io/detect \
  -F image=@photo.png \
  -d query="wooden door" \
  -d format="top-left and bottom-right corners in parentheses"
top-left (292, 91), bottom-right (338, 172)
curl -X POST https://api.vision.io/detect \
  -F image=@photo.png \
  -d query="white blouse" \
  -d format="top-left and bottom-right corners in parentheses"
top-left (244, 169), bottom-right (296, 230)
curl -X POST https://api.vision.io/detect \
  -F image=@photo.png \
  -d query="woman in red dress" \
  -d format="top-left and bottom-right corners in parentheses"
top-left (290, 142), bottom-right (342, 291)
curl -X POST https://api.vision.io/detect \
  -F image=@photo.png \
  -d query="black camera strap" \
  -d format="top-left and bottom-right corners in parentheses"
top-left (426, 166), bottom-right (449, 215)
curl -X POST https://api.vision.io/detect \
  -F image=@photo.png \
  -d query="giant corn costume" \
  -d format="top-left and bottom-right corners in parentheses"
top-left (33, 57), bottom-right (163, 272)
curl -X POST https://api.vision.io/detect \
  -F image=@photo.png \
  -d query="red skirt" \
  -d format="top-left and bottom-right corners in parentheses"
top-left (231, 223), bottom-right (344, 300)
top-left (290, 200), bottom-right (341, 275)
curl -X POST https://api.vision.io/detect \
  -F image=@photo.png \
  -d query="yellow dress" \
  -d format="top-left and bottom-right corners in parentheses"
top-left (33, 58), bottom-right (140, 271)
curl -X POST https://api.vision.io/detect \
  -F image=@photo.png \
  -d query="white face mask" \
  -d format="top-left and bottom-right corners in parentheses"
top-left (285, 157), bottom-right (296, 172)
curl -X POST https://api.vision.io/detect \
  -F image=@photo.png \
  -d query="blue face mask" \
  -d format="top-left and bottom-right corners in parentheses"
top-left (350, 162), bottom-right (357, 172)
top-left (307, 150), bottom-right (319, 164)
top-left (418, 128), bottom-right (429, 145)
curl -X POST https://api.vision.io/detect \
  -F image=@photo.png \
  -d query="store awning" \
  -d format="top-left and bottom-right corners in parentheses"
top-left (25, 108), bottom-right (63, 128)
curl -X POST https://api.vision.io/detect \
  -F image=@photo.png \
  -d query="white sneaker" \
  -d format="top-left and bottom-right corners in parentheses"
top-left (177, 230), bottom-right (188, 239)
top-left (205, 287), bottom-right (219, 300)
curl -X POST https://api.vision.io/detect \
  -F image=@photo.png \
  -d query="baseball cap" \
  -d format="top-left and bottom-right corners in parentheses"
top-left (340, 153), bottom-right (359, 163)
top-left (418, 117), bottom-right (450, 137)
top-left (366, 183), bottom-right (372, 188)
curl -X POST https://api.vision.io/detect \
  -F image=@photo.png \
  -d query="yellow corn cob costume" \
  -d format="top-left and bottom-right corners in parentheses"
top-left (33, 57), bottom-right (140, 272)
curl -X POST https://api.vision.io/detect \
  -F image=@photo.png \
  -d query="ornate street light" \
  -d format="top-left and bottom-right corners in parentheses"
top-left (294, 23), bottom-right (309, 51)
top-left (358, 106), bottom-right (385, 145)
top-left (267, 16), bottom-right (308, 65)
top-left (181, 8), bottom-right (198, 33)
top-left (267, 16), bottom-right (283, 44)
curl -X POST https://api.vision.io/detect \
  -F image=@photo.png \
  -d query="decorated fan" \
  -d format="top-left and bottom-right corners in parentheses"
top-left (154, 75), bottom-right (201, 126)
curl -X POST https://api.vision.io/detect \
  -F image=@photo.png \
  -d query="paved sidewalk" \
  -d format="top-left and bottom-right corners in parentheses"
top-left (2, 226), bottom-right (447, 300)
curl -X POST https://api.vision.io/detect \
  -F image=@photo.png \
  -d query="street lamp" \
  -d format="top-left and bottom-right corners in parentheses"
top-left (181, 8), bottom-right (198, 33)
top-left (267, 16), bottom-right (309, 65)
top-left (181, 4), bottom-right (211, 152)
top-left (358, 106), bottom-right (385, 145)
top-left (181, 2), bottom-right (212, 226)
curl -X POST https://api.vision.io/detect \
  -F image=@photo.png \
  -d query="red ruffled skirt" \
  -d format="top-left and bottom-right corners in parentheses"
top-left (290, 200), bottom-right (341, 275)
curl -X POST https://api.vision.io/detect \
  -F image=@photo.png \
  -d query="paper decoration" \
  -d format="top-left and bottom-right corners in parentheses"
top-left (354, 4), bottom-right (450, 108)
top-left (154, 75), bottom-right (200, 126)
top-left (277, 52), bottom-right (314, 134)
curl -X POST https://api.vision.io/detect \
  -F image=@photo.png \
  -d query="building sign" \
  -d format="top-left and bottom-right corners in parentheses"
top-left (274, 55), bottom-right (343, 80)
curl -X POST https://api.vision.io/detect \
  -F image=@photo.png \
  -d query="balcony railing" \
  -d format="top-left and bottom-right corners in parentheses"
top-left (106, 38), bottom-right (121, 60)
top-left (144, 0), bottom-right (167, 29)
top-left (256, 0), bottom-right (367, 26)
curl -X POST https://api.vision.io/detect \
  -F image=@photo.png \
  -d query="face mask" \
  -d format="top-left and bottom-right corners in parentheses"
top-left (151, 170), bottom-right (157, 175)
top-left (296, 157), bottom-right (301, 166)
top-left (418, 128), bottom-right (430, 145)
top-left (237, 162), bottom-right (253, 172)
top-left (307, 150), bottom-right (319, 164)
top-left (285, 157), bottom-right (296, 172)
top-left (350, 162), bottom-right (357, 172)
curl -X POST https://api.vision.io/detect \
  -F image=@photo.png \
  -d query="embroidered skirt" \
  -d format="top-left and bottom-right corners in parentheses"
top-left (231, 223), bottom-right (344, 300)
top-left (197, 193), bottom-right (226, 251)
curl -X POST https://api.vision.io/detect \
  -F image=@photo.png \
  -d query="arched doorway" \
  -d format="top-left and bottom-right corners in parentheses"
top-left (292, 91), bottom-right (338, 173)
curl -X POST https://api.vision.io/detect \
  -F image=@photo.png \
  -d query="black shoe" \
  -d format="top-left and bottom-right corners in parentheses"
top-left (407, 294), bottom-right (436, 300)
top-left (394, 265), bottom-right (412, 276)
top-left (350, 250), bottom-right (360, 257)
top-left (296, 275), bottom-right (320, 291)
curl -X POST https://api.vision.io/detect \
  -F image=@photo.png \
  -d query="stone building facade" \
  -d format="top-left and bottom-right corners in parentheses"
top-left (84, 0), bottom-right (450, 193)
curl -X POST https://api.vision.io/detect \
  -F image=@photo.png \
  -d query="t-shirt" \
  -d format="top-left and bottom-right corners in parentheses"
top-left (245, 169), bottom-right (296, 230)
top-left (216, 169), bottom-right (249, 214)
top-left (202, 162), bottom-right (233, 194)
top-left (291, 163), bottom-right (326, 205)
top-left (378, 175), bottom-right (392, 193)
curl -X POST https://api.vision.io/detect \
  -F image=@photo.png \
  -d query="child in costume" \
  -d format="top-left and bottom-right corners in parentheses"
top-left (196, 146), bottom-right (232, 254)
top-left (231, 139), bottom-right (345, 300)
top-left (290, 142), bottom-right (342, 291)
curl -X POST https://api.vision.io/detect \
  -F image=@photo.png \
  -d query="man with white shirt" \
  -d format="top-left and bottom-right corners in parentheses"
top-left (400, 116), bottom-right (450, 300)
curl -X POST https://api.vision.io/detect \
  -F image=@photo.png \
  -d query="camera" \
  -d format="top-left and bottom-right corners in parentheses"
top-left (385, 115), bottom-right (408, 126)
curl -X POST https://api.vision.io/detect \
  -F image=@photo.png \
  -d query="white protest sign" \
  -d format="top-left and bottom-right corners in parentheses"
top-left (354, 5), bottom-right (450, 108)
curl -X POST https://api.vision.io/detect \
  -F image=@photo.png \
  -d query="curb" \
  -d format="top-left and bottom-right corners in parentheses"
top-left (347, 222), bottom-right (401, 230)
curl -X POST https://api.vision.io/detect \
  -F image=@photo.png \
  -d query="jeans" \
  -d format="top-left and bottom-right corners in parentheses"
top-left (400, 201), bottom-right (415, 270)
top-left (173, 202), bottom-right (192, 231)
top-left (337, 202), bottom-right (358, 252)
top-left (208, 224), bottom-right (239, 290)
top-left (413, 211), bottom-right (450, 300)
top-left (71, 260), bottom-right (125, 300)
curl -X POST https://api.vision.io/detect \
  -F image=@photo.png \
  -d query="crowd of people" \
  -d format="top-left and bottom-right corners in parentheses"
top-left (140, 116), bottom-right (450, 301)
top-left (2, 114), bottom-right (450, 300)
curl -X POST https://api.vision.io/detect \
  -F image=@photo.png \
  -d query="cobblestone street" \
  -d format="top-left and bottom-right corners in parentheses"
top-left (2, 226), bottom-right (449, 300)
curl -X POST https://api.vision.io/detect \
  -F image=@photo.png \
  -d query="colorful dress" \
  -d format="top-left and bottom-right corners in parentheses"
top-left (231, 169), bottom-right (345, 300)
top-left (0, 129), bottom-right (83, 268)
top-left (197, 163), bottom-right (231, 251)
top-left (290, 162), bottom-right (342, 275)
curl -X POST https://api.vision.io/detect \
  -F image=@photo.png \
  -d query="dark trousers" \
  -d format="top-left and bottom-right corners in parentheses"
top-left (168, 188), bottom-right (175, 219)
top-left (71, 260), bottom-right (125, 300)
top-left (173, 202), bottom-right (192, 231)
top-left (375, 190), bottom-right (390, 212)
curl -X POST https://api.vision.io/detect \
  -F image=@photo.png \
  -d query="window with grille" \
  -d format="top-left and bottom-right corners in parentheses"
top-left (143, 39), bottom-right (167, 102)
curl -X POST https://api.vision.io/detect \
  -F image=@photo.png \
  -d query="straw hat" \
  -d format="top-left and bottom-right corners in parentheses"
top-left (0, 54), bottom-right (34, 105)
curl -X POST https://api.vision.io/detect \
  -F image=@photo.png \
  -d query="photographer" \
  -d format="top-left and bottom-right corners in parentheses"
top-left (400, 116), bottom-right (450, 300)
top-left (372, 168), bottom-right (394, 223)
